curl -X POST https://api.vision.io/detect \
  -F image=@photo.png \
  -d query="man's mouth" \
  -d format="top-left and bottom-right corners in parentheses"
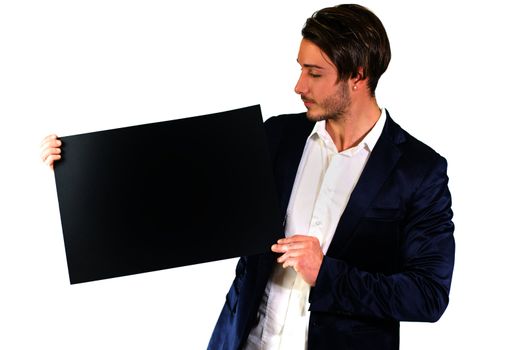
top-left (301, 97), bottom-right (315, 107)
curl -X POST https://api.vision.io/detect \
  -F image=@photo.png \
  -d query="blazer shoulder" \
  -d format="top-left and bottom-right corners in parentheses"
top-left (388, 116), bottom-right (447, 166)
top-left (264, 112), bottom-right (312, 134)
top-left (263, 112), bottom-right (314, 156)
top-left (403, 129), bottom-right (445, 163)
top-left (384, 116), bottom-right (450, 198)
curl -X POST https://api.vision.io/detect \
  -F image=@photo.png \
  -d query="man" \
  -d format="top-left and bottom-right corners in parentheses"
top-left (41, 4), bottom-right (454, 350)
top-left (206, 4), bottom-right (454, 350)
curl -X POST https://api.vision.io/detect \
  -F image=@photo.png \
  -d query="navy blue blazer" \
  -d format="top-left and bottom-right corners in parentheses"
top-left (208, 111), bottom-right (455, 350)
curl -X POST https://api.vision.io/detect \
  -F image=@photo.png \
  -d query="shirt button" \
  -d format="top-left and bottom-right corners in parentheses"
top-left (315, 220), bottom-right (322, 226)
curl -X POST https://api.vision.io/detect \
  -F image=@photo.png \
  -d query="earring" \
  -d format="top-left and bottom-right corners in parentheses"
top-left (353, 85), bottom-right (358, 91)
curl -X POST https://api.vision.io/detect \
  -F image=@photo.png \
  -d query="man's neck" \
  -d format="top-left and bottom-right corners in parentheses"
top-left (325, 98), bottom-right (381, 152)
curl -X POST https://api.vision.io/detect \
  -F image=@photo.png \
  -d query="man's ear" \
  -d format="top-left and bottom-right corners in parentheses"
top-left (349, 67), bottom-right (365, 92)
top-left (351, 67), bottom-right (365, 84)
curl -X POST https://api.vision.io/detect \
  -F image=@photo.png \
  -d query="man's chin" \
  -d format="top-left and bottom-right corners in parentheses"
top-left (306, 110), bottom-right (328, 122)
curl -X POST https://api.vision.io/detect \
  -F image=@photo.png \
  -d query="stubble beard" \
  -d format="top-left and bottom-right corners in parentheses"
top-left (305, 82), bottom-right (351, 122)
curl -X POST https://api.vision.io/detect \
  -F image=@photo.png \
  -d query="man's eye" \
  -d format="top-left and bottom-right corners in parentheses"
top-left (309, 73), bottom-right (322, 78)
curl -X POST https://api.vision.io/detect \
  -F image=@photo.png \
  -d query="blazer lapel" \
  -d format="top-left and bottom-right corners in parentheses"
top-left (327, 113), bottom-right (405, 257)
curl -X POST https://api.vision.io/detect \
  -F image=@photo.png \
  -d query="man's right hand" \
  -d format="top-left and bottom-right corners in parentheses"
top-left (40, 134), bottom-right (62, 170)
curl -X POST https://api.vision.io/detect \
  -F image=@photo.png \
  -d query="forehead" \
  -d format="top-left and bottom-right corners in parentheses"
top-left (297, 38), bottom-right (336, 70)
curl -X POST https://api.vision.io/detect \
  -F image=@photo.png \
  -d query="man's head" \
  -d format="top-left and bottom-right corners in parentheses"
top-left (295, 4), bottom-right (391, 121)
top-left (302, 4), bottom-right (391, 95)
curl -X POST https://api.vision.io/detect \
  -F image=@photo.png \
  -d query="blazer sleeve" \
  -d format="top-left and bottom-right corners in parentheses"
top-left (309, 156), bottom-right (455, 322)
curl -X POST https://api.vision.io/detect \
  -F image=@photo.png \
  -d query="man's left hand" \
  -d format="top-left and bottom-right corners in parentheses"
top-left (271, 235), bottom-right (323, 286)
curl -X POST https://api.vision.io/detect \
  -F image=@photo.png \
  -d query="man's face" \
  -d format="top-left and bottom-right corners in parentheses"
top-left (295, 39), bottom-right (351, 122)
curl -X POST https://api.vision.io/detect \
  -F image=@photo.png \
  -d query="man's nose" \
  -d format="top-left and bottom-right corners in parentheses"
top-left (294, 74), bottom-right (307, 95)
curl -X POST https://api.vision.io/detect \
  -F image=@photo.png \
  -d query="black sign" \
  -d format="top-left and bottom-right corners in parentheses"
top-left (54, 105), bottom-right (282, 284)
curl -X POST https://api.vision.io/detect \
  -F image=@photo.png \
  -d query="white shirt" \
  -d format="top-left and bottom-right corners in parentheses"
top-left (244, 109), bottom-right (387, 350)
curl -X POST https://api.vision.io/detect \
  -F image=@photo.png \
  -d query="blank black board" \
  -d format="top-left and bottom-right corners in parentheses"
top-left (54, 105), bottom-right (282, 284)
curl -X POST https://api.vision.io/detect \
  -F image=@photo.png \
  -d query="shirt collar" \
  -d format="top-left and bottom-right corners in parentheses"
top-left (308, 108), bottom-right (387, 153)
top-left (362, 108), bottom-right (386, 152)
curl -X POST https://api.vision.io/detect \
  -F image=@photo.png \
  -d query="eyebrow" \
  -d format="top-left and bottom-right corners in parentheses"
top-left (303, 64), bottom-right (324, 69)
top-left (297, 59), bottom-right (325, 70)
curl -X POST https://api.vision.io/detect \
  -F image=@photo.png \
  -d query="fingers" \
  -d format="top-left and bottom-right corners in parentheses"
top-left (276, 248), bottom-right (299, 262)
top-left (40, 145), bottom-right (61, 161)
top-left (271, 235), bottom-right (323, 286)
top-left (271, 235), bottom-right (320, 253)
top-left (281, 258), bottom-right (298, 271)
top-left (271, 235), bottom-right (321, 263)
top-left (40, 134), bottom-right (62, 153)
top-left (43, 154), bottom-right (62, 169)
top-left (277, 235), bottom-right (316, 244)
top-left (271, 241), bottom-right (306, 254)
top-left (40, 134), bottom-right (62, 169)
top-left (40, 134), bottom-right (58, 146)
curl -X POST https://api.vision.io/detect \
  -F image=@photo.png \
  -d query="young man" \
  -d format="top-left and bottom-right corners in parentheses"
top-left (42, 4), bottom-right (454, 350)
top-left (207, 4), bottom-right (454, 350)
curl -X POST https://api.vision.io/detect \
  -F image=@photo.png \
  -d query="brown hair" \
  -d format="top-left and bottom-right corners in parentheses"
top-left (302, 4), bottom-right (391, 96)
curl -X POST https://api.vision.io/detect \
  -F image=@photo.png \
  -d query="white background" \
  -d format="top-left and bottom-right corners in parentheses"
top-left (1, 0), bottom-right (527, 349)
